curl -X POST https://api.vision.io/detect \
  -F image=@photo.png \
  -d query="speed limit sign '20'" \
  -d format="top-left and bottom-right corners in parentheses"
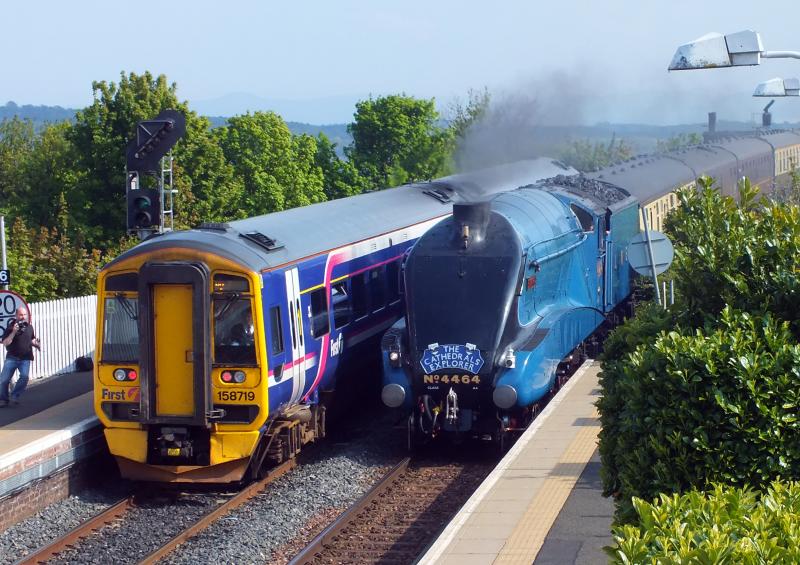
top-left (0, 290), bottom-right (30, 333)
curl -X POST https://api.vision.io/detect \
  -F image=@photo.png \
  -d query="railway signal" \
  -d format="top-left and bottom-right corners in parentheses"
top-left (127, 187), bottom-right (161, 230)
top-left (125, 110), bottom-right (186, 237)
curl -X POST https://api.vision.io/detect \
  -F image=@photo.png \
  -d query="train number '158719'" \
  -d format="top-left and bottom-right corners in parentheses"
top-left (422, 374), bottom-right (481, 385)
top-left (216, 390), bottom-right (256, 402)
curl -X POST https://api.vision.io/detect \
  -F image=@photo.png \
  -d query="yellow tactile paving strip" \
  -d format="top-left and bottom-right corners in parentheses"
top-left (419, 361), bottom-right (602, 565)
top-left (494, 412), bottom-right (600, 564)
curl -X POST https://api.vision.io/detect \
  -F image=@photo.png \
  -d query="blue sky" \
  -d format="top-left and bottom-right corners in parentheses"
top-left (3, 1), bottom-right (800, 124)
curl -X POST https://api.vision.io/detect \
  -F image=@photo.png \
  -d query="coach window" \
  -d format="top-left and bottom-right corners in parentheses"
top-left (369, 267), bottom-right (386, 312)
top-left (309, 288), bottom-right (330, 337)
top-left (269, 306), bottom-right (284, 355)
top-left (352, 273), bottom-right (369, 319)
top-left (332, 283), bottom-right (352, 329)
top-left (386, 260), bottom-right (400, 304)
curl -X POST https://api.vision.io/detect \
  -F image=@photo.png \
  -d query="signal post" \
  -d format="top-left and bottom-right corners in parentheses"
top-left (125, 110), bottom-right (186, 239)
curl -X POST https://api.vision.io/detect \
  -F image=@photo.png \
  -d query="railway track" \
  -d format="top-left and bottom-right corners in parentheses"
top-left (12, 496), bottom-right (135, 565)
top-left (13, 458), bottom-right (297, 565)
top-left (288, 455), bottom-right (494, 565)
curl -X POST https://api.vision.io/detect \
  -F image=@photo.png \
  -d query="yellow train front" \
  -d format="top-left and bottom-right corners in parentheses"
top-left (96, 238), bottom-right (266, 482)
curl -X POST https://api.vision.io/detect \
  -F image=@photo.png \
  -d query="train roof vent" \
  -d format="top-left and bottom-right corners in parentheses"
top-left (197, 222), bottom-right (231, 231)
top-left (240, 231), bottom-right (284, 252)
top-left (422, 187), bottom-right (453, 203)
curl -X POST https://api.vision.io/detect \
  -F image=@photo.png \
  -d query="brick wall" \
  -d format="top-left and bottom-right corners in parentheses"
top-left (0, 451), bottom-right (116, 532)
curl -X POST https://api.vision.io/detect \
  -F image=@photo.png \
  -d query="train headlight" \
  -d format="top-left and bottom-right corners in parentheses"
top-left (233, 370), bottom-right (246, 383)
top-left (113, 369), bottom-right (127, 382)
top-left (221, 371), bottom-right (233, 383)
top-left (127, 369), bottom-right (138, 381)
top-left (499, 348), bottom-right (516, 369)
top-left (388, 349), bottom-right (401, 367)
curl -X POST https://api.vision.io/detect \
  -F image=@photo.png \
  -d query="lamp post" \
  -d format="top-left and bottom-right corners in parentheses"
top-left (668, 30), bottom-right (800, 71)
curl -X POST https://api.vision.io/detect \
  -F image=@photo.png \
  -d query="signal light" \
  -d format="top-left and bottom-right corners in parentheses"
top-left (127, 187), bottom-right (161, 231)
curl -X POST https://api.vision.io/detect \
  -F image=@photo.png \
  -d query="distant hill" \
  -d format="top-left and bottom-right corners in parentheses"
top-left (2, 101), bottom-right (797, 156)
top-left (1, 102), bottom-right (352, 152)
top-left (0, 101), bottom-right (77, 125)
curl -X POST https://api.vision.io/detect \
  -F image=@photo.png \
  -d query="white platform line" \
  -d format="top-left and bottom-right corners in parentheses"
top-left (416, 359), bottom-right (596, 565)
top-left (0, 416), bottom-right (100, 471)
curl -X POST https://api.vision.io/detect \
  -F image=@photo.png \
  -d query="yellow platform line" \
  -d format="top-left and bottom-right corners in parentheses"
top-left (494, 411), bottom-right (600, 564)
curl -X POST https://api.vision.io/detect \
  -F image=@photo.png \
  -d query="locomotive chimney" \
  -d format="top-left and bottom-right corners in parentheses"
top-left (452, 201), bottom-right (491, 249)
top-left (708, 112), bottom-right (716, 133)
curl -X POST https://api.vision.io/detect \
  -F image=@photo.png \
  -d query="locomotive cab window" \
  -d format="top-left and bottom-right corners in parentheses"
top-left (570, 204), bottom-right (594, 232)
top-left (213, 274), bottom-right (256, 365)
top-left (308, 287), bottom-right (330, 337)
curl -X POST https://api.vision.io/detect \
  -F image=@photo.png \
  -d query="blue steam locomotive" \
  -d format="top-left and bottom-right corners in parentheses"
top-left (381, 130), bottom-right (800, 446)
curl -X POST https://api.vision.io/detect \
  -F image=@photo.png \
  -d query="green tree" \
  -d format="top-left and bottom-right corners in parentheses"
top-left (0, 117), bottom-right (36, 218)
top-left (447, 87), bottom-right (491, 141)
top-left (558, 136), bottom-right (633, 173)
top-left (346, 94), bottom-right (452, 188)
top-left (68, 71), bottom-right (240, 247)
top-left (655, 132), bottom-right (703, 153)
top-left (315, 134), bottom-right (370, 200)
top-left (217, 112), bottom-right (326, 215)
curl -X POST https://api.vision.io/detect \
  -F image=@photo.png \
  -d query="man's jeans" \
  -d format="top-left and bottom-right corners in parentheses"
top-left (0, 356), bottom-right (31, 402)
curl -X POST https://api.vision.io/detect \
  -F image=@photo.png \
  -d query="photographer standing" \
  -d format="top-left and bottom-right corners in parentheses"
top-left (0, 307), bottom-right (41, 407)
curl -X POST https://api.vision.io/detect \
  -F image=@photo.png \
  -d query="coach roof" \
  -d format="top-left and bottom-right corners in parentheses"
top-left (104, 158), bottom-right (575, 273)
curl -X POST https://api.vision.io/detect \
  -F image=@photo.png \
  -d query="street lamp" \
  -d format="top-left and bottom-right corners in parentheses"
top-left (669, 30), bottom-right (800, 71)
top-left (753, 77), bottom-right (800, 97)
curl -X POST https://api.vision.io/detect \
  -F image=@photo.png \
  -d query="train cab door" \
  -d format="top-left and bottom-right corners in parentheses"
top-left (138, 262), bottom-right (211, 427)
top-left (284, 268), bottom-right (307, 404)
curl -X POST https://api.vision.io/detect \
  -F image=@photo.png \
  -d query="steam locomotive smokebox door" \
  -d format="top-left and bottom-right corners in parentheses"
top-left (138, 262), bottom-right (212, 426)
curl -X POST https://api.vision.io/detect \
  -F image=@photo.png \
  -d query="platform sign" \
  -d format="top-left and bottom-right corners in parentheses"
top-left (0, 290), bottom-right (30, 333)
top-left (0, 269), bottom-right (9, 285)
top-left (627, 230), bottom-right (674, 276)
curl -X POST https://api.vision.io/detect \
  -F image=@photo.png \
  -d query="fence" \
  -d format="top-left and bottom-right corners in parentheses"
top-left (0, 295), bottom-right (97, 380)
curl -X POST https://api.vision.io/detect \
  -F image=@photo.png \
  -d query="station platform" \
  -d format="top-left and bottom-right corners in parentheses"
top-left (418, 360), bottom-right (613, 565)
top-left (0, 371), bottom-right (102, 530)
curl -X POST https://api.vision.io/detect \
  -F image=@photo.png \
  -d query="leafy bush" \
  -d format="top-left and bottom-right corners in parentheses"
top-left (597, 302), bottom-right (674, 498)
top-left (666, 178), bottom-right (800, 335)
top-left (609, 481), bottom-right (800, 564)
top-left (604, 308), bottom-right (800, 523)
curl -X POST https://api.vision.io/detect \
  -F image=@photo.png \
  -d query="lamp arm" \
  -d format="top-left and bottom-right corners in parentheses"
top-left (762, 51), bottom-right (800, 60)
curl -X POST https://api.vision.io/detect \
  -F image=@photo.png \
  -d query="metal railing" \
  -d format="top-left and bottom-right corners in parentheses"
top-left (0, 295), bottom-right (97, 380)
